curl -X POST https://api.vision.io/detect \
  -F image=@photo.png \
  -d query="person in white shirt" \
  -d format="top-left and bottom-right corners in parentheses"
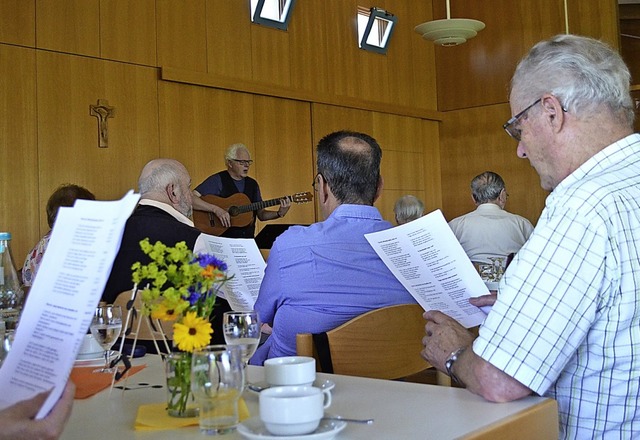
top-left (448, 171), bottom-right (533, 265)
top-left (422, 34), bottom-right (640, 439)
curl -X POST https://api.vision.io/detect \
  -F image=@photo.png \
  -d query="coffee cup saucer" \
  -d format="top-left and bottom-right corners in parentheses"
top-left (237, 414), bottom-right (346, 440)
top-left (247, 379), bottom-right (336, 394)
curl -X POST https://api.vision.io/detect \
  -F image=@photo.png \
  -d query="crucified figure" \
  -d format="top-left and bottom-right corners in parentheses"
top-left (90, 99), bottom-right (116, 148)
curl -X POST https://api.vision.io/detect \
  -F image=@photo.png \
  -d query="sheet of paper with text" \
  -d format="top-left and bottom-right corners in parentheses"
top-left (0, 191), bottom-right (139, 418)
top-left (365, 209), bottom-right (488, 328)
top-left (194, 234), bottom-right (266, 311)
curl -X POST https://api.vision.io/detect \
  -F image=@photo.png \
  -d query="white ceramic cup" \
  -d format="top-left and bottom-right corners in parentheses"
top-left (264, 356), bottom-right (316, 386)
top-left (78, 333), bottom-right (103, 355)
top-left (259, 385), bottom-right (332, 436)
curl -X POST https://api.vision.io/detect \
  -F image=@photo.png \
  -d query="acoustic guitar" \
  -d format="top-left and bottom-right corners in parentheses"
top-left (193, 192), bottom-right (313, 236)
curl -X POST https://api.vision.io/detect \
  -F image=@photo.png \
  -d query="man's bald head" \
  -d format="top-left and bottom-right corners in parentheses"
top-left (138, 158), bottom-right (193, 218)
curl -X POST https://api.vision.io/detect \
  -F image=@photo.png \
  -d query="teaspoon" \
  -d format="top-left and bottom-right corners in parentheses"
top-left (322, 416), bottom-right (374, 425)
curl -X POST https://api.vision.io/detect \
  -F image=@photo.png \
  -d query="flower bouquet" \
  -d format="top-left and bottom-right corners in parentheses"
top-left (131, 238), bottom-right (230, 417)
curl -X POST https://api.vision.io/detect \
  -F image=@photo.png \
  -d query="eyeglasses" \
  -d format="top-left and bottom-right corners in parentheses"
top-left (503, 98), bottom-right (541, 142)
top-left (230, 159), bottom-right (253, 166)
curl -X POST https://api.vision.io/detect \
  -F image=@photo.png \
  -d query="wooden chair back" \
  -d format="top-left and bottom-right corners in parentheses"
top-left (296, 303), bottom-right (431, 380)
top-left (113, 289), bottom-right (173, 354)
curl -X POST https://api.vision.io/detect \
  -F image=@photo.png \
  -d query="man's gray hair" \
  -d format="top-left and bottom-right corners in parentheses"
top-left (511, 34), bottom-right (634, 127)
top-left (138, 161), bottom-right (183, 195)
top-left (394, 195), bottom-right (425, 224)
top-left (471, 171), bottom-right (505, 204)
top-left (225, 143), bottom-right (251, 161)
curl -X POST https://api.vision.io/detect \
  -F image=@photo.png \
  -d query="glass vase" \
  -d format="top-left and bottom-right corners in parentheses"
top-left (164, 352), bottom-right (198, 417)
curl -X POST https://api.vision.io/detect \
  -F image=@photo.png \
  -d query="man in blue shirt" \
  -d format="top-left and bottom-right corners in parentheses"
top-left (251, 130), bottom-right (416, 365)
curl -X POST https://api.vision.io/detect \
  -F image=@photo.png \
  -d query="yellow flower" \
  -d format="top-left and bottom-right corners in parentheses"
top-left (151, 302), bottom-right (179, 321)
top-left (173, 311), bottom-right (213, 352)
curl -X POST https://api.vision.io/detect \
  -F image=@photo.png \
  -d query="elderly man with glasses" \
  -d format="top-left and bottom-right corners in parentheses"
top-left (192, 143), bottom-right (291, 238)
top-left (422, 35), bottom-right (640, 439)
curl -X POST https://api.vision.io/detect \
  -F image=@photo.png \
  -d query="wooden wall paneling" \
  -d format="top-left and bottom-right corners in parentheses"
top-left (0, 45), bottom-right (37, 263)
top-left (289, 0), bottom-right (330, 96)
top-left (435, 0), bottom-right (565, 111)
top-left (250, 20), bottom-right (292, 87)
top-left (252, 95), bottom-right (315, 231)
top-left (35, 0), bottom-right (100, 57)
top-left (206, 0), bottom-right (253, 79)
top-left (620, 4), bottom-right (640, 86)
top-left (0, 0), bottom-right (35, 47)
top-left (100, 0), bottom-right (157, 66)
top-left (377, 149), bottom-right (423, 222)
top-left (566, 0), bottom-right (620, 49)
top-left (371, 113), bottom-right (441, 223)
top-left (157, 82), bottom-right (255, 188)
top-left (324, 0), bottom-right (360, 99)
top-left (311, 104), bottom-right (374, 146)
top-left (439, 103), bottom-right (546, 226)
top-left (36, 51), bottom-right (160, 208)
top-left (156, 0), bottom-right (208, 72)
top-left (420, 119), bottom-right (442, 212)
top-left (388, 0), bottom-right (437, 110)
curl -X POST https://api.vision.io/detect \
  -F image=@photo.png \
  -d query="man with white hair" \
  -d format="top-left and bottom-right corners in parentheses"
top-left (421, 35), bottom-right (640, 439)
top-left (448, 171), bottom-right (533, 264)
top-left (103, 158), bottom-right (231, 343)
top-left (193, 143), bottom-right (291, 238)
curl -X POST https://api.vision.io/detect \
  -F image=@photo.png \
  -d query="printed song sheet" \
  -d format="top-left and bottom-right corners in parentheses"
top-left (0, 191), bottom-right (139, 418)
top-left (365, 209), bottom-right (488, 328)
top-left (194, 235), bottom-right (265, 311)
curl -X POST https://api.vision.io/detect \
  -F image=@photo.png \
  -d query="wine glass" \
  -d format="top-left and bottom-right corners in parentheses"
top-left (222, 311), bottom-right (260, 367)
top-left (90, 305), bottom-right (123, 373)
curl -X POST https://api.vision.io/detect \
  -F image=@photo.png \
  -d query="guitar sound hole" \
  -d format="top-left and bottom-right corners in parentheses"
top-left (228, 206), bottom-right (240, 216)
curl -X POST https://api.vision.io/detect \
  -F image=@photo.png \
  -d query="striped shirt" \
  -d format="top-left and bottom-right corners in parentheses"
top-left (474, 133), bottom-right (640, 439)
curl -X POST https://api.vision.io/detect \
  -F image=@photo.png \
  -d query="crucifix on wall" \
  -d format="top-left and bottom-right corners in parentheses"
top-left (90, 99), bottom-right (116, 148)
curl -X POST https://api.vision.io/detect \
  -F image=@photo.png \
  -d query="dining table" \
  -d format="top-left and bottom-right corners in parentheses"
top-left (61, 354), bottom-right (558, 440)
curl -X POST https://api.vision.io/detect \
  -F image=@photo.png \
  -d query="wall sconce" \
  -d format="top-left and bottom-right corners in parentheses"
top-left (357, 7), bottom-right (397, 54)
top-left (251, 0), bottom-right (297, 31)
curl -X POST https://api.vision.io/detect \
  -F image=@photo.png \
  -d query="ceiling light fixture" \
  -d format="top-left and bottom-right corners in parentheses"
top-left (414, 0), bottom-right (485, 47)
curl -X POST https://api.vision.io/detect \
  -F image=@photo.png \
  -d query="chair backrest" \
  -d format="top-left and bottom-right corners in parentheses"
top-left (113, 290), bottom-right (174, 350)
top-left (296, 303), bottom-right (431, 380)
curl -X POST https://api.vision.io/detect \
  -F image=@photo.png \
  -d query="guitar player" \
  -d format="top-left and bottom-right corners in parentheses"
top-left (192, 143), bottom-right (291, 238)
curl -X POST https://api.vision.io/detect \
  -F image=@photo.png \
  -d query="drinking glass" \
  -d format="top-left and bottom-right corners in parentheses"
top-left (222, 311), bottom-right (260, 366)
top-left (89, 305), bottom-right (122, 373)
top-left (191, 345), bottom-right (245, 435)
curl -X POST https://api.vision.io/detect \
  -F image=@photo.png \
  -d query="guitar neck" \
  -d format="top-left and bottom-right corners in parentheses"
top-left (234, 196), bottom-right (286, 214)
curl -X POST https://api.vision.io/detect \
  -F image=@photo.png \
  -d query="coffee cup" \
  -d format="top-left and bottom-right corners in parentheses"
top-left (259, 385), bottom-right (332, 436)
top-left (264, 356), bottom-right (316, 387)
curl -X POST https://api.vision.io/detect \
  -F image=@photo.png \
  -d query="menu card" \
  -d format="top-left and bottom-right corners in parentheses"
top-left (365, 209), bottom-right (488, 328)
top-left (0, 191), bottom-right (139, 418)
top-left (194, 234), bottom-right (265, 311)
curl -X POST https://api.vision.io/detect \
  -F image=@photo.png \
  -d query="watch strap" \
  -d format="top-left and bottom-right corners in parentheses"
top-left (445, 347), bottom-right (466, 385)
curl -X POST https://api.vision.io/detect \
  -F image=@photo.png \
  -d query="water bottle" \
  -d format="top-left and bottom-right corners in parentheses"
top-left (0, 232), bottom-right (24, 330)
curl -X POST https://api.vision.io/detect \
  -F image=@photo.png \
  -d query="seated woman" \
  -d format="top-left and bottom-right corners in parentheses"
top-left (22, 184), bottom-right (95, 287)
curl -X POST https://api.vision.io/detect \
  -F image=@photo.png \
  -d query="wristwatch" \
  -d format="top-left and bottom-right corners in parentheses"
top-left (445, 347), bottom-right (466, 385)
